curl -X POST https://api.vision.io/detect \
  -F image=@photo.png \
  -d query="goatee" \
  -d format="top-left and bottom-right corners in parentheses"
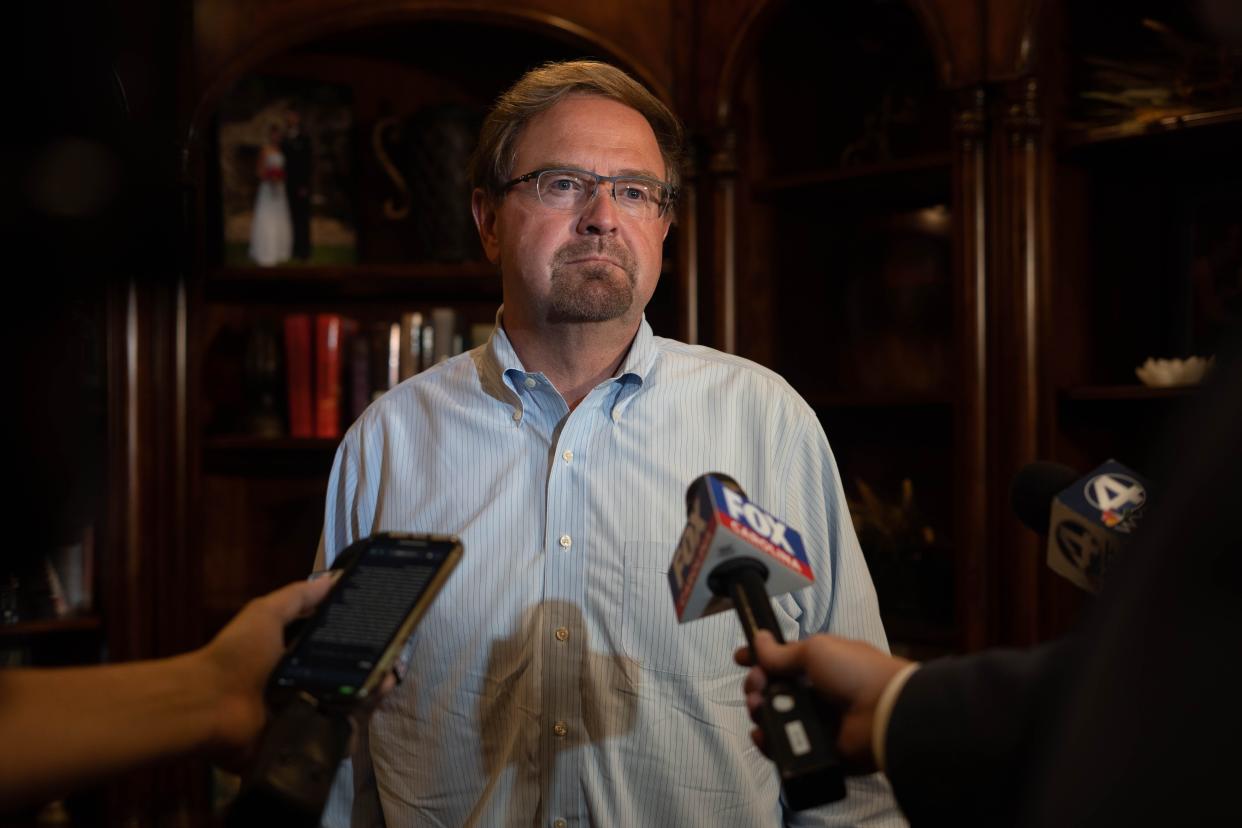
top-left (547, 238), bottom-right (638, 323)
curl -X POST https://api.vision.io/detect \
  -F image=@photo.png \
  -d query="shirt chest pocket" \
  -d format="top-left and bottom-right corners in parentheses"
top-left (621, 541), bottom-right (782, 677)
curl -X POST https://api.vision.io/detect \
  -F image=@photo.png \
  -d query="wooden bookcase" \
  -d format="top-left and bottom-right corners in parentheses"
top-left (1036, 0), bottom-right (1242, 636)
top-left (20, 1), bottom-right (1238, 821)
top-left (187, 16), bottom-right (684, 633)
top-left (717, 0), bottom-right (966, 658)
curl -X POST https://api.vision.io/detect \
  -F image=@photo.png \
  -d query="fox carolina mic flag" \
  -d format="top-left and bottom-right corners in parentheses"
top-left (668, 474), bottom-right (814, 622)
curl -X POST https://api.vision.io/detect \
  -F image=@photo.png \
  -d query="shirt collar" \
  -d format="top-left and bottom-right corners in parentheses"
top-left (478, 307), bottom-right (657, 422)
top-left (483, 307), bottom-right (657, 380)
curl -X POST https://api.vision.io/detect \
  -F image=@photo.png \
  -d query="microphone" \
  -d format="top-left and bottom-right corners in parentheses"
top-left (669, 472), bottom-right (846, 809)
top-left (1011, 459), bottom-right (1151, 593)
top-left (225, 694), bottom-right (350, 828)
top-left (226, 544), bottom-right (366, 828)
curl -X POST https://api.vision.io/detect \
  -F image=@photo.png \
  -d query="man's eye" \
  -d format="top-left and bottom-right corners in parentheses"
top-left (548, 176), bottom-right (583, 192)
top-left (620, 185), bottom-right (650, 202)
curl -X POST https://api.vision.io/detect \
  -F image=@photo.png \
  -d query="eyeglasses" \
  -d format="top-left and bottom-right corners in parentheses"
top-left (501, 167), bottom-right (677, 220)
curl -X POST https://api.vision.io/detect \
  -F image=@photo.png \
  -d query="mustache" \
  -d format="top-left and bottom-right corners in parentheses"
top-left (550, 238), bottom-right (637, 274)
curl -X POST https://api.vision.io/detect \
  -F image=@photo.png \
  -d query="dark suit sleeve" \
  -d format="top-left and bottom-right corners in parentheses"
top-left (887, 324), bottom-right (1242, 827)
top-left (884, 639), bottom-right (1078, 826)
top-left (1021, 324), bottom-right (1242, 827)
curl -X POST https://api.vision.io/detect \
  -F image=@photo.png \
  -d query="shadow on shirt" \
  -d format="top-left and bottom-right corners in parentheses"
top-left (478, 600), bottom-right (639, 818)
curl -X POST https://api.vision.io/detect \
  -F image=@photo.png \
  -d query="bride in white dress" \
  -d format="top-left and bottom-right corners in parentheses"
top-left (248, 124), bottom-right (294, 266)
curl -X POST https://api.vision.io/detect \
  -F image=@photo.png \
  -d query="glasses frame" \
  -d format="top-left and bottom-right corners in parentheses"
top-left (500, 167), bottom-right (678, 219)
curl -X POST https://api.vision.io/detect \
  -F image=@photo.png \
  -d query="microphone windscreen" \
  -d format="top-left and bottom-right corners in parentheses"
top-left (1011, 462), bottom-right (1080, 535)
top-left (684, 471), bottom-right (745, 515)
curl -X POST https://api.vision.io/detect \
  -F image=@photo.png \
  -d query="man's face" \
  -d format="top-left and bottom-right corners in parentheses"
top-left (473, 95), bottom-right (672, 328)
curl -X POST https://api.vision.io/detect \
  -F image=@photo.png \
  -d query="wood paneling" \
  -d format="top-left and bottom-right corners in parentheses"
top-left (191, 0), bottom-right (677, 129)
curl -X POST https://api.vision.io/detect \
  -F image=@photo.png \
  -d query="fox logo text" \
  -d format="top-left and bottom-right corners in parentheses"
top-left (720, 488), bottom-right (796, 556)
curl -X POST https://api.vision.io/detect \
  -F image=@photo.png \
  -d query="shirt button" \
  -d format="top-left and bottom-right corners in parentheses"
top-left (512, 409), bottom-right (522, 422)
top-left (559, 534), bottom-right (572, 549)
top-left (554, 627), bottom-right (569, 642)
top-left (554, 820), bottom-right (567, 828)
top-left (562, 449), bottom-right (573, 463)
top-left (524, 376), bottom-right (537, 388)
top-left (553, 721), bottom-right (568, 738)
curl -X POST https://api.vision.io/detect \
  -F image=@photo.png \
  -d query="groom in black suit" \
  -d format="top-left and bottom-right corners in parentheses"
top-left (281, 108), bottom-right (313, 261)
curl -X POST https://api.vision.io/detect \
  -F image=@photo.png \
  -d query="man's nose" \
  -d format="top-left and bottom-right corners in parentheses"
top-left (576, 183), bottom-right (620, 235)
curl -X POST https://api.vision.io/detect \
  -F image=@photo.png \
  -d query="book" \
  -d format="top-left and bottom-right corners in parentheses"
top-left (420, 321), bottom-right (435, 371)
top-left (242, 323), bottom-right (283, 438)
top-left (283, 314), bottom-right (313, 437)
top-left (399, 312), bottom-right (424, 381)
top-left (430, 307), bottom-right (458, 365)
top-left (314, 314), bottom-right (343, 438)
top-left (368, 320), bottom-right (399, 402)
top-left (386, 322), bottom-right (401, 390)
top-left (346, 320), bottom-right (370, 424)
top-left (49, 525), bottom-right (94, 615)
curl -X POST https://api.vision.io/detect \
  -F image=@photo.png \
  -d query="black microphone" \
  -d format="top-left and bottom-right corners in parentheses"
top-left (225, 695), bottom-right (350, 828)
top-left (1011, 460), bottom-right (1152, 593)
top-left (226, 545), bottom-right (368, 827)
top-left (669, 473), bottom-right (846, 808)
top-left (1010, 462), bottom-right (1080, 536)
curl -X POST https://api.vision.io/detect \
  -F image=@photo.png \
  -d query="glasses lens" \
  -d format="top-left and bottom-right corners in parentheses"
top-left (533, 170), bottom-right (669, 219)
top-left (537, 170), bottom-right (593, 210)
top-left (613, 179), bottom-right (666, 219)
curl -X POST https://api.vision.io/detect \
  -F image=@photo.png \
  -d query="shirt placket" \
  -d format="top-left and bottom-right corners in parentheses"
top-left (539, 384), bottom-right (610, 828)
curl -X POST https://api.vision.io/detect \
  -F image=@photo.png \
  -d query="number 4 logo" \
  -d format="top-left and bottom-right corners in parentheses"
top-left (1084, 473), bottom-right (1146, 513)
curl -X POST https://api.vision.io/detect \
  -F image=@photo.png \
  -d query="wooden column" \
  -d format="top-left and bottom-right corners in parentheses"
top-left (709, 128), bottom-right (739, 354)
top-left (952, 87), bottom-right (990, 652)
top-left (989, 76), bottom-right (1046, 646)
top-left (676, 147), bottom-right (700, 345)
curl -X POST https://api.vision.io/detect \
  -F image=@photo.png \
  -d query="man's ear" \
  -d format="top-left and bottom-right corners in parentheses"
top-left (471, 189), bottom-right (501, 264)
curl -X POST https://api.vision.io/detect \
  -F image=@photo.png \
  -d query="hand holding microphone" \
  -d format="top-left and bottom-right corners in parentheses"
top-left (734, 631), bottom-right (912, 773)
top-left (670, 473), bottom-right (847, 808)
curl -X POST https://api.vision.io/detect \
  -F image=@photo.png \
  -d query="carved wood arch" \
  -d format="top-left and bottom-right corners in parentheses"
top-left (185, 2), bottom-right (672, 160)
top-left (712, 0), bottom-right (965, 131)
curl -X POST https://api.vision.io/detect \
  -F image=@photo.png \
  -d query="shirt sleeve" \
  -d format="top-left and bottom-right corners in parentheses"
top-left (779, 410), bottom-right (907, 827)
top-left (781, 409), bottom-right (888, 650)
top-left (321, 422), bottom-right (369, 567)
top-left (318, 425), bottom-right (386, 827)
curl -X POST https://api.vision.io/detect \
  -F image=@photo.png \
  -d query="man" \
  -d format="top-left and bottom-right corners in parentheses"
top-left (737, 323), bottom-right (1242, 825)
top-left (318, 60), bottom-right (901, 826)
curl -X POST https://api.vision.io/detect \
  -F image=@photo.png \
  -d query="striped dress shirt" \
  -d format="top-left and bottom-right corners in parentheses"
top-left (318, 312), bottom-right (905, 827)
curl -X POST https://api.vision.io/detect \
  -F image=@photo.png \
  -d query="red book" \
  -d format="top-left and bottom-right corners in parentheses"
top-left (314, 314), bottom-right (343, 438)
top-left (283, 314), bottom-right (313, 438)
top-left (341, 317), bottom-right (369, 425)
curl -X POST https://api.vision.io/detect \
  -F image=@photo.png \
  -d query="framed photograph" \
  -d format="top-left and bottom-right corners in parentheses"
top-left (217, 75), bottom-right (356, 266)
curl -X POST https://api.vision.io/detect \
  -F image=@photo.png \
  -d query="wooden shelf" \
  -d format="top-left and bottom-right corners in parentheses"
top-left (206, 435), bottom-right (340, 451)
top-left (204, 262), bottom-right (501, 302)
top-left (0, 615), bottom-right (102, 638)
top-left (1059, 384), bottom-right (1201, 402)
top-left (752, 153), bottom-right (952, 197)
top-left (805, 390), bottom-right (953, 409)
top-left (1060, 106), bottom-right (1242, 151)
top-left (203, 436), bottom-right (340, 475)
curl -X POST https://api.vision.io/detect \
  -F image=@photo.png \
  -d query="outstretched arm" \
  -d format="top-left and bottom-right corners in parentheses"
top-left (0, 577), bottom-right (335, 810)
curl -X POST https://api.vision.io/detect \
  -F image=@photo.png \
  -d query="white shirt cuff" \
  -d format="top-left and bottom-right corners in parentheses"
top-left (872, 662), bottom-right (920, 773)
